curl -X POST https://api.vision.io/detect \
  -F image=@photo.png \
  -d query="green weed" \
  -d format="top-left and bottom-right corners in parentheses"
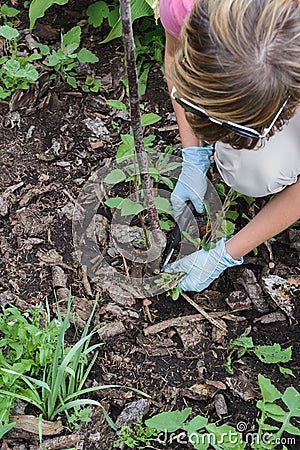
top-left (0, 15), bottom-right (40, 100)
top-left (37, 26), bottom-right (99, 89)
top-left (116, 376), bottom-right (300, 449)
top-left (113, 419), bottom-right (158, 449)
top-left (225, 327), bottom-right (294, 376)
top-left (0, 296), bottom-right (147, 436)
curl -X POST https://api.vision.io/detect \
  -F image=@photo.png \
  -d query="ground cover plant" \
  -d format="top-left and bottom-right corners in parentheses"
top-left (0, 0), bottom-right (299, 449)
top-left (115, 374), bottom-right (300, 449)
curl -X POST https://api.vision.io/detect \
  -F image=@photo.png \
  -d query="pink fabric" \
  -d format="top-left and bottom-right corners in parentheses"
top-left (160, 0), bottom-right (195, 39)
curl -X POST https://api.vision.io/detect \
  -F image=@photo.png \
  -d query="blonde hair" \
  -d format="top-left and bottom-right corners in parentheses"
top-left (171, 0), bottom-right (300, 149)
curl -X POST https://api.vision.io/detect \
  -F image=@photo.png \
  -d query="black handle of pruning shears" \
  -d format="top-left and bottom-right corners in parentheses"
top-left (162, 200), bottom-right (196, 268)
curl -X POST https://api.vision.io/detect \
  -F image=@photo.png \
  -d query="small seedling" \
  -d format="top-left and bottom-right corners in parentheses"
top-left (37, 26), bottom-right (99, 88)
top-left (82, 75), bottom-right (101, 93)
top-left (225, 326), bottom-right (294, 376)
top-left (0, 4), bottom-right (20, 25)
top-left (113, 419), bottom-right (158, 449)
top-left (0, 21), bottom-right (40, 100)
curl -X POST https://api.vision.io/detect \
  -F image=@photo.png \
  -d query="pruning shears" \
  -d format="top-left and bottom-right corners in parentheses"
top-left (162, 200), bottom-right (196, 269)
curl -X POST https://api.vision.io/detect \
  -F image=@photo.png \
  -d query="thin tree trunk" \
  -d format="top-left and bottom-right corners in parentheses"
top-left (120, 0), bottom-right (165, 264)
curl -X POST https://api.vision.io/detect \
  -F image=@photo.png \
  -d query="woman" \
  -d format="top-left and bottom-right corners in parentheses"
top-left (161, 0), bottom-right (300, 292)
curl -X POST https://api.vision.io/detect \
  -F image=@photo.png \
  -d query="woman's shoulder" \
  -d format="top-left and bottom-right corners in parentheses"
top-left (160, 0), bottom-right (195, 39)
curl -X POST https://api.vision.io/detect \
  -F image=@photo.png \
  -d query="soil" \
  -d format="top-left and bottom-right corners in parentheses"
top-left (0, 2), bottom-right (299, 450)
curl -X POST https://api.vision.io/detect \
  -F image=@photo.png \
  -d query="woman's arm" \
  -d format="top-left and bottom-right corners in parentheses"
top-left (226, 177), bottom-right (300, 259)
top-left (165, 32), bottom-right (202, 148)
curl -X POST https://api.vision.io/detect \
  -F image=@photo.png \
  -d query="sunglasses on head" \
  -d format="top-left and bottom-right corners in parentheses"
top-left (171, 86), bottom-right (289, 139)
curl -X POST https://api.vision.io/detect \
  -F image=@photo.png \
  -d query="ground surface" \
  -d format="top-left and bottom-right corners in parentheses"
top-left (0, 2), bottom-right (300, 449)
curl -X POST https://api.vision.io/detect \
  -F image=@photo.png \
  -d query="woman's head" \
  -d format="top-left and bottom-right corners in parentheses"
top-left (170, 0), bottom-right (300, 149)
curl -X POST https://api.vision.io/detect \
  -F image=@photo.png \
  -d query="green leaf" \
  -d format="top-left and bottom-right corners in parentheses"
top-left (264, 403), bottom-right (286, 418)
top-left (138, 62), bottom-right (151, 96)
top-left (1, 5), bottom-right (20, 18)
top-left (0, 25), bottom-right (19, 39)
top-left (105, 197), bottom-right (125, 209)
top-left (282, 386), bottom-right (300, 416)
top-left (184, 415), bottom-right (208, 434)
top-left (62, 26), bottom-right (81, 54)
top-left (0, 422), bottom-right (16, 440)
top-left (4, 59), bottom-right (20, 75)
top-left (104, 169), bottom-right (126, 185)
top-left (145, 408), bottom-right (192, 432)
top-left (100, 0), bottom-right (152, 44)
top-left (144, 134), bottom-right (156, 152)
top-left (35, 42), bottom-right (50, 55)
top-left (141, 113), bottom-right (161, 127)
top-left (215, 183), bottom-right (226, 197)
top-left (119, 199), bottom-right (144, 217)
top-left (205, 423), bottom-right (245, 448)
top-left (235, 192), bottom-right (254, 205)
top-left (279, 366), bottom-right (295, 377)
top-left (226, 210), bottom-right (239, 221)
top-left (116, 134), bottom-right (135, 162)
top-left (254, 344), bottom-right (292, 365)
top-left (258, 375), bottom-right (281, 403)
top-left (29, 0), bottom-right (70, 30)
top-left (107, 100), bottom-right (127, 111)
top-left (190, 438), bottom-right (210, 450)
top-left (23, 64), bottom-right (39, 82)
top-left (77, 48), bottom-right (99, 63)
top-left (160, 176), bottom-right (174, 190)
top-left (67, 76), bottom-right (77, 88)
top-left (1, 368), bottom-right (51, 392)
top-left (159, 219), bottom-right (174, 231)
top-left (27, 53), bottom-right (42, 61)
top-left (220, 219), bottom-right (235, 237)
top-left (46, 52), bottom-right (63, 66)
top-left (285, 422), bottom-right (300, 435)
top-left (86, 1), bottom-right (110, 27)
top-left (182, 231), bottom-right (201, 249)
top-left (154, 196), bottom-right (173, 215)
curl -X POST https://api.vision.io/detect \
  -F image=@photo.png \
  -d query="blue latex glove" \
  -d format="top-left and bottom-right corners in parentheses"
top-left (164, 238), bottom-right (243, 292)
top-left (171, 145), bottom-right (213, 221)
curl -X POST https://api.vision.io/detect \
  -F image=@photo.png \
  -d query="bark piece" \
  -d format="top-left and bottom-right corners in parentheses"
top-left (206, 379), bottom-right (227, 390)
top-left (253, 311), bottom-right (287, 324)
top-left (98, 321), bottom-right (126, 340)
top-left (174, 321), bottom-right (205, 349)
top-left (261, 275), bottom-right (296, 322)
top-left (214, 393), bottom-right (228, 418)
top-left (225, 291), bottom-right (251, 310)
top-left (52, 266), bottom-right (67, 289)
top-left (239, 269), bottom-right (269, 313)
top-left (83, 116), bottom-right (111, 142)
top-left (85, 214), bottom-right (109, 245)
top-left (189, 383), bottom-right (217, 398)
top-left (0, 194), bottom-right (10, 216)
top-left (16, 207), bottom-right (54, 236)
top-left (9, 415), bottom-right (62, 436)
top-left (115, 399), bottom-right (149, 428)
top-left (29, 434), bottom-right (83, 450)
top-left (225, 375), bottom-right (257, 401)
